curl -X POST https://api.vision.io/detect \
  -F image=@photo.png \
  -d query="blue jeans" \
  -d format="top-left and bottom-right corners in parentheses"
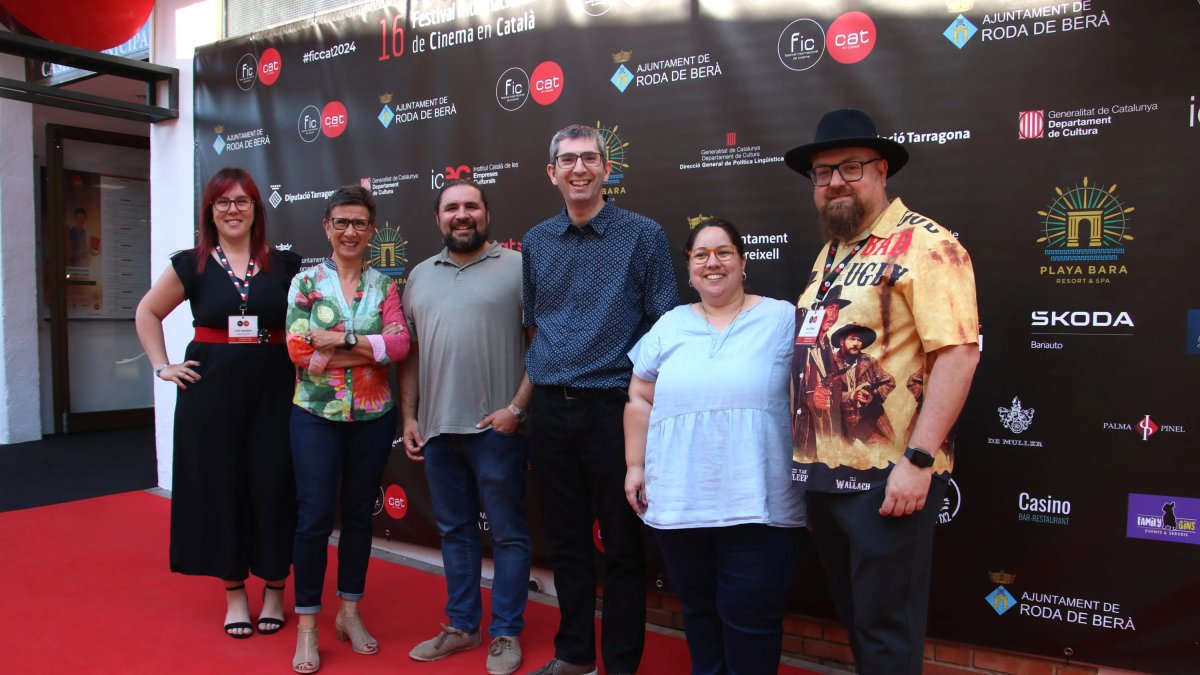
top-left (654, 524), bottom-right (805, 675)
top-left (290, 406), bottom-right (396, 613)
top-left (424, 430), bottom-right (531, 637)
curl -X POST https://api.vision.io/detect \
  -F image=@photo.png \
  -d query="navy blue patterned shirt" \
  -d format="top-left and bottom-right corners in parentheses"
top-left (522, 199), bottom-right (679, 388)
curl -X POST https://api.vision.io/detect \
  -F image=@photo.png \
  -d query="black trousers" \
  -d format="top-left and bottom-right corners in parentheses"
top-left (806, 476), bottom-right (948, 675)
top-left (529, 386), bottom-right (646, 672)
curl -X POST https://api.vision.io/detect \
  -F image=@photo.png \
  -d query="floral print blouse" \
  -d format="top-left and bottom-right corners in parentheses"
top-left (286, 260), bottom-right (409, 422)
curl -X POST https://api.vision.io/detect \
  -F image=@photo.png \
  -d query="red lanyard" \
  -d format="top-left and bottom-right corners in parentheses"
top-left (214, 244), bottom-right (255, 312)
top-left (811, 237), bottom-right (867, 309)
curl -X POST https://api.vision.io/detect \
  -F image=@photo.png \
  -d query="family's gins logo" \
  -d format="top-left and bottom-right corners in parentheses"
top-left (1128, 494), bottom-right (1198, 545)
top-left (1037, 177), bottom-right (1133, 283)
top-left (368, 220), bottom-right (408, 280)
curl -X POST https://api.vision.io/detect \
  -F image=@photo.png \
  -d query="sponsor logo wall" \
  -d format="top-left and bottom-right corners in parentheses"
top-left (194, 1), bottom-right (1200, 669)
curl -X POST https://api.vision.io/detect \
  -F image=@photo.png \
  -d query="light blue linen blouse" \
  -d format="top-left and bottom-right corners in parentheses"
top-left (629, 297), bottom-right (806, 529)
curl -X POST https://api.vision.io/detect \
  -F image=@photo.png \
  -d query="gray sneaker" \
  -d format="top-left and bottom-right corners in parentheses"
top-left (408, 624), bottom-right (481, 661)
top-left (486, 636), bottom-right (523, 675)
top-left (526, 658), bottom-right (598, 675)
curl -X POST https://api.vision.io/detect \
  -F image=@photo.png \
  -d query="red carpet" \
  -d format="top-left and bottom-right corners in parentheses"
top-left (0, 492), bottom-right (818, 674)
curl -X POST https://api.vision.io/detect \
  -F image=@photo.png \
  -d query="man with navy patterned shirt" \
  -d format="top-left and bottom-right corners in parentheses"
top-left (521, 124), bottom-right (679, 675)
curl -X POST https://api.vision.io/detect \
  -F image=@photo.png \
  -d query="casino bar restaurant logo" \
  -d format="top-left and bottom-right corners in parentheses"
top-left (1036, 177), bottom-right (1133, 284)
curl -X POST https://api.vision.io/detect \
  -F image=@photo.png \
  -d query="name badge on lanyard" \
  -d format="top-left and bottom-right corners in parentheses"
top-left (795, 308), bottom-right (825, 346)
top-left (228, 315), bottom-right (260, 342)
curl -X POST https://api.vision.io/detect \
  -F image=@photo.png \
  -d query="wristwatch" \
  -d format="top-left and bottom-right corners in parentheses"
top-left (342, 333), bottom-right (358, 351)
top-left (507, 404), bottom-right (528, 423)
top-left (904, 446), bottom-right (935, 469)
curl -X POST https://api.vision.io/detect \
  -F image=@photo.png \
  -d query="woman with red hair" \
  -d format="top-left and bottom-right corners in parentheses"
top-left (136, 167), bottom-right (302, 639)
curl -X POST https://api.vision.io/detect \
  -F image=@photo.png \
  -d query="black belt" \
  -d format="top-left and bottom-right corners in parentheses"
top-left (536, 385), bottom-right (628, 402)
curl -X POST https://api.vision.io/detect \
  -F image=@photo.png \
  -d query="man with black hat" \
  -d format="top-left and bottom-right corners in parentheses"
top-left (785, 108), bottom-right (979, 673)
top-left (830, 323), bottom-right (896, 443)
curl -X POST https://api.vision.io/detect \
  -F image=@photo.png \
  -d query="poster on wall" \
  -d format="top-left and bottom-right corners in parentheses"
top-left (61, 170), bottom-right (150, 319)
top-left (194, 1), bottom-right (1200, 670)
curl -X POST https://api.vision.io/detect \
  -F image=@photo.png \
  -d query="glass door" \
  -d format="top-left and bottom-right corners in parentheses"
top-left (45, 124), bottom-right (152, 433)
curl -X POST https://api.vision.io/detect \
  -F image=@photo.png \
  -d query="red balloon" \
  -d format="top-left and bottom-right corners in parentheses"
top-left (1, 0), bottom-right (154, 51)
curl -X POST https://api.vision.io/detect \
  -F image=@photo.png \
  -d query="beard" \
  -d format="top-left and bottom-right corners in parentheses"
top-left (819, 192), bottom-right (867, 242)
top-left (443, 226), bottom-right (488, 253)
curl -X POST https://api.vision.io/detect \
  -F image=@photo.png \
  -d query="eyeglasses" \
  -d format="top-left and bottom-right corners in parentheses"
top-left (554, 151), bottom-right (604, 169)
top-left (688, 246), bottom-right (739, 265)
top-left (806, 158), bottom-right (883, 187)
top-left (327, 217), bottom-right (372, 231)
top-left (213, 197), bottom-right (254, 212)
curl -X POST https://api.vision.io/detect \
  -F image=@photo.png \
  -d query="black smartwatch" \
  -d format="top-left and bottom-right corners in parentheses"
top-left (903, 446), bottom-right (935, 469)
top-left (342, 333), bottom-right (358, 351)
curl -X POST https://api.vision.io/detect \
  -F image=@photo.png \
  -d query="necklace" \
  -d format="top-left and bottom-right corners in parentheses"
top-left (699, 295), bottom-right (747, 357)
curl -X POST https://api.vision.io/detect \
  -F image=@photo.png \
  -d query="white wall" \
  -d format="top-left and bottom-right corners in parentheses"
top-left (0, 53), bottom-right (40, 444)
top-left (149, 0), bottom-right (223, 489)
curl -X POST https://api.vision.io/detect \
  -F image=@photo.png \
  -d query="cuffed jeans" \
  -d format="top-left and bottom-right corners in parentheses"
top-left (655, 524), bottom-right (804, 675)
top-left (529, 385), bottom-right (646, 673)
top-left (290, 405), bottom-right (396, 613)
top-left (805, 476), bottom-right (948, 675)
top-left (424, 429), bottom-right (531, 638)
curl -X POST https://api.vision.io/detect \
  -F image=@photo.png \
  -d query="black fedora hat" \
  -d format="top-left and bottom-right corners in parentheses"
top-left (817, 285), bottom-right (851, 309)
top-left (784, 108), bottom-right (908, 177)
top-left (831, 322), bottom-right (877, 350)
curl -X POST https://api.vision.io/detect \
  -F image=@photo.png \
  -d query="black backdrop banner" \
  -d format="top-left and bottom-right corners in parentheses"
top-left (194, 1), bottom-right (1200, 670)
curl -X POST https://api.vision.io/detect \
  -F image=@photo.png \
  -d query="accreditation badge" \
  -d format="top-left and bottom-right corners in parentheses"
top-left (228, 315), bottom-right (259, 343)
top-left (795, 308), bottom-right (824, 346)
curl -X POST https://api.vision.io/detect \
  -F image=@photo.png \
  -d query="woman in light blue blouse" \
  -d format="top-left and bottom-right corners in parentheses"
top-left (624, 217), bottom-right (806, 675)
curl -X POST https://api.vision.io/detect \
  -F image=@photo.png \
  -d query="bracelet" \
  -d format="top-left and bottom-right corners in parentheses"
top-left (154, 363), bottom-right (170, 378)
top-left (507, 404), bottom-right (528, 422)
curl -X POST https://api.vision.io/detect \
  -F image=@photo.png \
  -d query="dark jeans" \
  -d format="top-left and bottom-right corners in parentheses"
top-left (654, 525), bottom-right (804, 675)
top-left (290, 405), bottom-right (397, 613)
top-left (529, 386), bottom-right (645, 672)
top-left (805, 476), bottom-right (948, 675)
top-left (424, 429), bottom-right (531, 638)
